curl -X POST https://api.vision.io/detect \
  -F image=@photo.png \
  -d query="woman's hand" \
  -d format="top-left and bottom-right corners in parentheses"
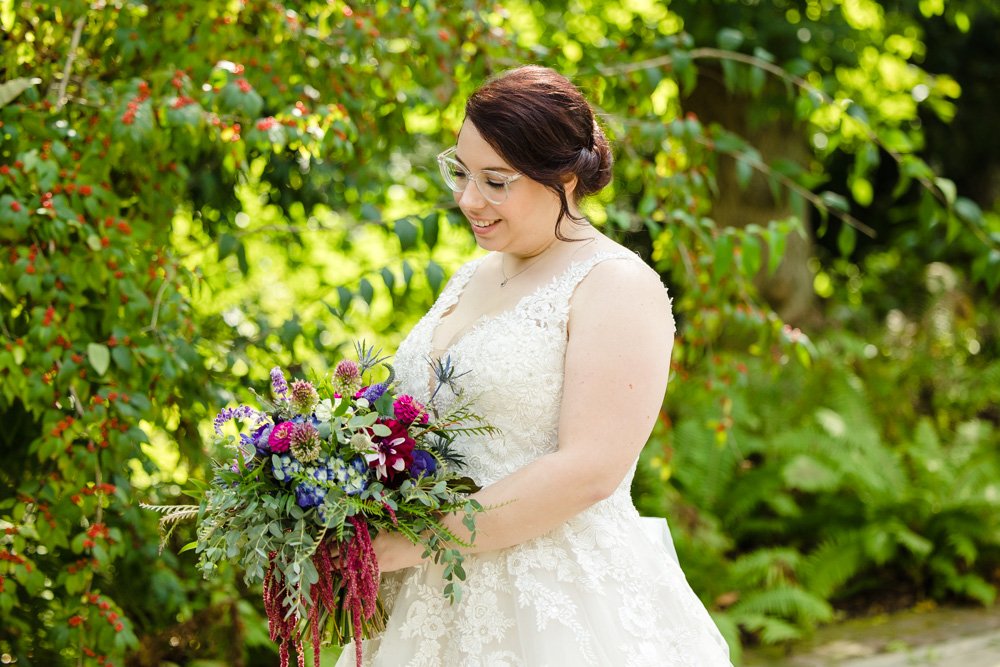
top-left (372, 530), bottom-right (425, 573)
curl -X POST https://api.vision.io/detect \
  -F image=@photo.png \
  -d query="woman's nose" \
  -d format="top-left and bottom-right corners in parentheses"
top-left (458, 180), bottom-right (488, 210)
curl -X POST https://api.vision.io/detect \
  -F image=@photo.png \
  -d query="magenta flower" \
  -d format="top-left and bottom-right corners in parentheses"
top-left (268, 421), bottom-right (295, 453)
top-left (393, 395), bottom-right (428, 425)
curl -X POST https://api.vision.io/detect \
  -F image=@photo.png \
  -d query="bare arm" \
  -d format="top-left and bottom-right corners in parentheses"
top-left (375, 259), bottom-right (675, 570)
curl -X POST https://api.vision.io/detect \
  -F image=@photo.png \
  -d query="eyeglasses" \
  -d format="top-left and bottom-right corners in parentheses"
top-left (436, 147), bottom-right (523, 205)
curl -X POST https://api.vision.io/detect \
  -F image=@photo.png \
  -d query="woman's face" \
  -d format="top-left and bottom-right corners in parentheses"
top-left (452, 119), bottom-right (569, 258)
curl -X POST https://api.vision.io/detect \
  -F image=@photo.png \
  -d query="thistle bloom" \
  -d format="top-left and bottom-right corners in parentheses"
top-left (270, 367), bottom-right (290, 401)
top-left (290, 422), bottom-right (322, 463)
top-left (290, 379), bottom-right (319, 415)
top-left (333, 359), bottom-right (362, 396)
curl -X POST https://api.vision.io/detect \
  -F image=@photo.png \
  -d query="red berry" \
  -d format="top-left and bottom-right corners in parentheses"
top-left (10, 201), bottom-right (21, 212)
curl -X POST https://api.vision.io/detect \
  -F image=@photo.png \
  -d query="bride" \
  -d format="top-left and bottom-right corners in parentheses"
top-left (336, 65), bottom-right (733, 666)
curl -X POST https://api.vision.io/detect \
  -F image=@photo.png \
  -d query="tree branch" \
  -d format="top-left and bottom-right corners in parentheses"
top-left (55, 16), bottom-right (87, 111)
top-left (593, 47), bottom-right (998, 252)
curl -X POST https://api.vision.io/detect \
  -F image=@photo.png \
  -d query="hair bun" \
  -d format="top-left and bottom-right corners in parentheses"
top-left (576, 121), bottom-right (612, 196)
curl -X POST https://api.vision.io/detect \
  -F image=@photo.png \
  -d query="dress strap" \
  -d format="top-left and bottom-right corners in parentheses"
top-left (523, 249), bottom-right (645, 331)
top-left (431, 255), bottom-right (487, 316)
top-left (555, 248), bottom-right (641, 298)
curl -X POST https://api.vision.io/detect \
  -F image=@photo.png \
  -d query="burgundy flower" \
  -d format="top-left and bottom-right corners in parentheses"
top-left (364, 419), bottom-right (414, 483)
top-left (268, 421), bottom-right (295, 453)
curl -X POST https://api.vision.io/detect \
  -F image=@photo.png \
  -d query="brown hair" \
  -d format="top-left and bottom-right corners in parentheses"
top-left (464, 65), bottom-right (613, 239)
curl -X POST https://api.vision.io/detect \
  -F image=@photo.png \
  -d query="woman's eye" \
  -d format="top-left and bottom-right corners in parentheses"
top-left (450, 169), bottom-right (468, 181)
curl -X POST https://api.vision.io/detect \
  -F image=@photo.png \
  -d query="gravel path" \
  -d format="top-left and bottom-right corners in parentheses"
top-left (743, 604), bottom-right (1000, 667)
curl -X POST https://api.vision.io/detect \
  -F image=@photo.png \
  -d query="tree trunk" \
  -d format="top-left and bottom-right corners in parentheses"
top-left (684, 67), bottom-right (820, 328)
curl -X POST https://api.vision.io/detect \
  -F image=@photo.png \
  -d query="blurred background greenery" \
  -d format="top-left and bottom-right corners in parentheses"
top-left (1, 0), bottom-right (998, 665)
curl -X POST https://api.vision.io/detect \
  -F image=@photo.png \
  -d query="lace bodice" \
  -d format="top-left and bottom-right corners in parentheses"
top-left (338, 249), bottom-right (732, 667)
top-left (395, 249), bottom-right (667, 491)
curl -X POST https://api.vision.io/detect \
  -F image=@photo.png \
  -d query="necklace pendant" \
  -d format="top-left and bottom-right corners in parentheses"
top-left (500, 278), bottom-right (509, 287)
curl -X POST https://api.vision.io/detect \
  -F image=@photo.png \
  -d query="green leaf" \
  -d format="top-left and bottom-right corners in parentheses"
top-left (837, 224), bottom-right (856, 256)
top-left (87, 343), bottom-right (111, 376)
top-left (395, 217), bottom-right (418, 251)
top-left (337, 286), bottom-right (352, 315)
top-left (218, 233), bottom-right (239, 260)
top-left (741, 235), bottom-right (762, 276)
top-left (953, 196), bottom-right (982, 223)
top-left (422, 213), bottom-right (439, 248)
top-left (714, 234), bottom-right (733, 277)
top-left (358, 278), bottom-right (374, 305)
top-left (735, 158), bottom-right (753, 190)
top-left (425, 260), bottom-right (444, 294)
top-left (934, 177), bottom-right (956, 205)
top-left (0, 77), bottom-right (41, 108)
top-left (380, 267), bottom-right (395, 293)
top-left (717, 28), bottom-right (744, 51)
top-left (783, 455), bottom-right (840, 492)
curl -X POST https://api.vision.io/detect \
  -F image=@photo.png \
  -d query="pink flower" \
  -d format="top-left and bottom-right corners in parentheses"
top-left (393, 395), bottom-right (429, 425)
top-left (364, 419), bottom-right (414, 484)
top-left (268, 421), bottom-right (295, 453)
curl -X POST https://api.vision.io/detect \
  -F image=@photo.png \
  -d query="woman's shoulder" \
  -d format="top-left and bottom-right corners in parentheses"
top-left (576, 238), bottom-right (666, 291)
top-left (569, 238), bottom-right (672, 317)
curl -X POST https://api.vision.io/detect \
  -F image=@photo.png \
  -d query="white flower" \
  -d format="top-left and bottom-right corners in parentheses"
top-left (314, 398), bottom-right (334, 422)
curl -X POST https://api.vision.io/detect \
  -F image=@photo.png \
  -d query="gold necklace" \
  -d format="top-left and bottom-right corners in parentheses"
top-left (499, 237), bottom-right (595, 287)
top-left (500, 250), bottom-right (551, 287)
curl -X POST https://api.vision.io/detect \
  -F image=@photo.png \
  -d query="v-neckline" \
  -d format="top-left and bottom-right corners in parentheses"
top-left (426, 255), bottom-right (556, 366)
top-left (425, 248), bottom-right (629, 366)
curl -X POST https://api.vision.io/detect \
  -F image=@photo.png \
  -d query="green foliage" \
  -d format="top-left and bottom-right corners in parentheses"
top-left (634, 249), bottom-right (1000, 650)
top-left (3, 0), bottom-right (999, 664)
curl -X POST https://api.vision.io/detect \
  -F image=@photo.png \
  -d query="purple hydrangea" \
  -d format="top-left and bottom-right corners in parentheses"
top-left (295, 481), bottom-right (325, 508)
top-left (213, 405), bottom-right (266, 436)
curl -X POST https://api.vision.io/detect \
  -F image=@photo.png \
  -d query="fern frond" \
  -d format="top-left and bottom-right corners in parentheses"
top-left (800, 531), bottom-right (866, 598)
top-left (736, 612), bottom-right (804, 644)
top-left (733, 586), bottom-right (833, 626)
top-left (140, 503), bottom-right (201, 515)
top-left (159, 507), bottom-right (200, 528)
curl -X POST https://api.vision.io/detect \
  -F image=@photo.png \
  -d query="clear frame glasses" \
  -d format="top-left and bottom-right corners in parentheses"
top-left (436, 147), bottom-right (523, 205)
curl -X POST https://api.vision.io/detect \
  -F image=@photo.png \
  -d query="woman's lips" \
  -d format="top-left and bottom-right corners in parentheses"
top-left (468, 217), bottom-right (500, 235)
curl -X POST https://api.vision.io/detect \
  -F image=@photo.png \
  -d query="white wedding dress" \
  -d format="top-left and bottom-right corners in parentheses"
top-left (337, 250), bottom-right (733, 667)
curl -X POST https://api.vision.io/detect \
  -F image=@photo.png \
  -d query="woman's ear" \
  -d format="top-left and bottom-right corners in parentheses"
top-left (562, 172), bottom-right (578, 198)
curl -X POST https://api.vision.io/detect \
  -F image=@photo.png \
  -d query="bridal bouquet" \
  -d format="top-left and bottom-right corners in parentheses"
top-left (144, 342), bottom-right (491, 667)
